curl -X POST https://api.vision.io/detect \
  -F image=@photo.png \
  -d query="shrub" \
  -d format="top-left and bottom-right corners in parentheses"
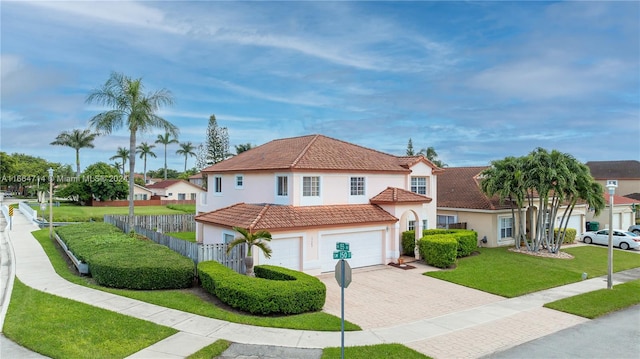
top-left (401, 231), bottom-right (416, 256)
top-left (55, 223), bottom-right (194, 289)
top-left (198, 261), bottom-right (326, 315)
top-left (554, 228), bottom-right (577, 244)
top-left (406, 229), bottom-right (477, 258)
top-left (419, 235), bottom-right (457, 269)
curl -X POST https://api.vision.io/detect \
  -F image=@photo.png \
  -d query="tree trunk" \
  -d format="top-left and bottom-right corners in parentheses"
top-left (128, 129), bottom-right (136, 228)
top-left (244, 256), bottom-right (255, 277)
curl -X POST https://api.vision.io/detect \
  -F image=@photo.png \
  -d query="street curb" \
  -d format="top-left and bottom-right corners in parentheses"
top-left (0, 218), bottom-right (17, 331)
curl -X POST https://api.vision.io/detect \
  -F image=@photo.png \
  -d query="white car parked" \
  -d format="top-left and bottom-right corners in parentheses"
top-left (580, 229), bottom-right (640, 250)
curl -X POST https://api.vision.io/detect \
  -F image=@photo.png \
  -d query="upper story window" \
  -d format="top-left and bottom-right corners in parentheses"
top-left (303, 176), bottom-right (320, 197)
top-left (214, 176), bottom-right (222, 194)
top-left (235, 175), bottom-right (244, 189)
top-left (411, 176), bottom-right (427, 195)
top-left (350, 177), bottom-right (365, 196)
top-left (277, 176), bottom-right (288, 196)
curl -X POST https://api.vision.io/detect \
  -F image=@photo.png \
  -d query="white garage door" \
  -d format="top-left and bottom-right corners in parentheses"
top-left (320, 230), bottom-right (384, 272)
top-left (257, 237), bottom-right (301, 270)
top-left (612, 213), bottom-right (621, 230)
top-left (566, 215), bottom-right (583, 237)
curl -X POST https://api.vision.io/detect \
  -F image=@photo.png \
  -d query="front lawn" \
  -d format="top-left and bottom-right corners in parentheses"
top-left (426, 246), bottom-right (640, 297)
top-left (31, 229), bottom-right (359, 331)
top-left (3, 278), bottom-right (176, 359)
top-left (321, 344), bottom-right (430, 358)
top-left (544, 279), bottom-right (640, 318)
top-left (34, 203), bottom-right (194, 222)
top-left (166, 231), bottom-right (196, 242)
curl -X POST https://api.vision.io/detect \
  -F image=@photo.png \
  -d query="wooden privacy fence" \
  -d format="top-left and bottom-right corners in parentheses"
top-left (104, 215), bottom-right (245, 273)
top-left (105, 214), bottom-right (195, 232)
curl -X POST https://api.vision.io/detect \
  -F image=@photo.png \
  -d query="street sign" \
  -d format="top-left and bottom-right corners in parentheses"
top-left (333, 250), bottom-right (352, 260)
top-left (336, 242), bottom-right (350, 251)
top-left (335, 259), bottom-right (352, 288)
top-left (8, 206), bottom-right (13, 216)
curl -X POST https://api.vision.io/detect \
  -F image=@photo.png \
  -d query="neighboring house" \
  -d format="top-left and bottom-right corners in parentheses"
top-left (437, 167), bottom-right (590, 248)
top-left (586, 160), bottom-right (640, 197)
top-left (147, 179), bottom-right (203, 201)
top-left (130, 184), bottom-right (154, 200)
top-left (586, 193), bottom-right (636, 231)
top-left (195, 134), bottom-right (441, 275)
top-left (189, 172), bottom-right (204, 187)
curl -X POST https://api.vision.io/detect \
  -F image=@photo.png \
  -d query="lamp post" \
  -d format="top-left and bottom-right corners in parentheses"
top-left (606, 180), bottom-right (617, 290)
top-left (48, 167), bottom-right (54, 239)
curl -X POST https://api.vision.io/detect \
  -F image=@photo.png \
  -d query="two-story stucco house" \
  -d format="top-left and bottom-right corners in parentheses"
top-left (147, 179), bottom-right (203, 201)
top-left (195, 134), bottom-right (441, 275)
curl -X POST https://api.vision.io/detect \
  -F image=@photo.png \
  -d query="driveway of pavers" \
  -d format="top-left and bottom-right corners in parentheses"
top-left (318, 262), bottom-right (504, 330)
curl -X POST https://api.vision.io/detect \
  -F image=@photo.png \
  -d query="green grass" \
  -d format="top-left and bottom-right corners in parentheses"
top-left (165, 204), bottom-right (196, 213)
top-left (426, 246), bottom-right (640, 297)
top-left (544, 279), bottom-right (640, 318)
top-left (35, 203), bottom-right (193, 222)
top-left (3, 278), bottom-right (176, 359)
top-left (31, 229), bottom-right (360, 331)
top-left (186, 339), bottom-right (231, 359)
top-left (166, 231), bottom-right (196, 242)
top-left (321, 344), bottom-right (431, 358)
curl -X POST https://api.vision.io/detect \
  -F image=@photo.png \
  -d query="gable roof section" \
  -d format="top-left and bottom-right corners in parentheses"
top-left (147, 179), bottom-right (203, 190)
top-left (396, 155), bottom-right (444, 173)
top-left (586, 160), bottom-right (640, 179)
top-left (370, 187), bottom-right (432, 204)
top-left (437, 167), bottom-right (512, 210)
top-left (202, 134), bottom-right (412, 173)
top-left (195, 203), bottom-right (398, 231)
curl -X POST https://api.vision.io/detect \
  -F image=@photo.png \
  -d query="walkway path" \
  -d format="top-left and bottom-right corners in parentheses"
top-left (1, 205), bottom-right (638, 358)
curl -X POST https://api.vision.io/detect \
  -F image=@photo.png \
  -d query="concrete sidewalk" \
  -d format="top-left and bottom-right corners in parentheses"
top-left (1, 206), bottom-right (639, 359)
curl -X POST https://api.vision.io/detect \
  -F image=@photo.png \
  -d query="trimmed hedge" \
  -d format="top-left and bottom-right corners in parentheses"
top-left (55, 223), bottom-right (194, 290)
top-left (404, 229), bottom-right (478, 258)
top-left (419, 235), bottom-right (457, 268)
top-left (198, 261), bottom-right (326, 315)
top-left (554, 228), bottom-right (577, 244)
top-left (401, 231), bottom-right (417, 256)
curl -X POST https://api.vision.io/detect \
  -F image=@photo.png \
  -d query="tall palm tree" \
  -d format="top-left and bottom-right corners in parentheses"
top-left (50, 128), bottom-right (98, 176)
top-left (87, 72), bottom-right (177, 226)
top-left (176, 141), bottom-right (196, 172)
top-left (109, 147), bottom-right (130, 176)
top-left (226, 226), bottom-right (272, 276)
top-left (418, 146), bottom-right (447, 168)
top-left (155, 132), bottom-right (179, 180)
top-left (234, 143), bottom-right (253, 155)
top-left (136, 142), bottom-right (156, 184)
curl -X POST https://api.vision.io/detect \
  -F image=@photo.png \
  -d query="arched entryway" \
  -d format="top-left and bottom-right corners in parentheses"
top-left (399, 209), bottom-right (422, 259)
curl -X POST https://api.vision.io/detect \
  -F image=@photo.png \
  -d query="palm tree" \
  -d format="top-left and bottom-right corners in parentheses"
top-left (226, 226), bottom-right (272, 276)
top-left (418, 146), bottom-right (447, 168)
top-left (112, 162), bottom-right (123, 174)
top-left (155, 132), bottom-right (179, 180)
top-left (234, 143), bottom-right (253, 155)
top-left (109, 147), bottom-right (130, 176)
top-left (176, 141), bottom-right (196, 172)
top-left (87, 72), bottom-right (177, 226)
top-left (136, 142), bottom-right (156, 184)
top-left (50, 128), bottom-right (98, 176)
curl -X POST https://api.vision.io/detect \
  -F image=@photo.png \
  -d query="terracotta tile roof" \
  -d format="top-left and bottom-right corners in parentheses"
top-left (195, 203), bottom-right (398, 231)
top-left (396, 156), bottom-right (444, 173)
top-left (201, 134), bottom-right (413, 173)
top-left (189, 173), bottom-right (203, 179)
top-left (586, 160), bottom-right (640, 179)
top-left (146, 179), bottom-right (203, 190)
top-left (606, 193), bottom-right (638, 205)
top-left (370, 187), bottom-right (432, 204)
top-left (437, 167), bottom-right (512, 210)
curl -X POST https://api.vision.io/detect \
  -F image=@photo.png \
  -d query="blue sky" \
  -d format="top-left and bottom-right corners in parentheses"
top-left (1, 1), bottom-right (639, 173)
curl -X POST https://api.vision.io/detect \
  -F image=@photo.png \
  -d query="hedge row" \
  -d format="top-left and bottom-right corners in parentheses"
top-left (554, 228), bottom-right (577, 244)
top-left (198, 261), bottom-right (326, 315)
top-left (419, 235), bottom-right (458, 268)
top-left (404, 229), bottom-right (478, 258)
top-left (55, 223), bottom-right (194, 290)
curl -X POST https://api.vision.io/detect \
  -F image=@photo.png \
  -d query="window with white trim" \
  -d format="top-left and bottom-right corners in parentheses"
top-left (214, 176), bottom-right (222, 194)
top-left (408, 220), bottom-right (416, 231)
top-left (350, 177), bottom-right (365, 196)
top-left (276, 176), bottom-right (288, 196)
top-left (190, 193), bottom-right (196, 200)
top-left (500, 217), bottom-right (513, 239)
top-left (178, 193), bottom-right (186, 200)
top-left (411, 176), bottom-right (427, 195)
top-left (235, 175), bottom-right (244, 189)
top-left (303, 176), bottom-right (320, 197)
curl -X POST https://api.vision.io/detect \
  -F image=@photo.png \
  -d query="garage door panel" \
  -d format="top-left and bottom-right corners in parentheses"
top-left (257, 237), bottom-right (301, 270)
top-left (321, 230), bottom-right (384, 272)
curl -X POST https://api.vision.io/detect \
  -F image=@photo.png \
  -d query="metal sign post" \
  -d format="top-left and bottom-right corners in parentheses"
top-left (8, 205), bottom-right (13, 230)
top-left (333, 242), bottom-right (352, 359)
